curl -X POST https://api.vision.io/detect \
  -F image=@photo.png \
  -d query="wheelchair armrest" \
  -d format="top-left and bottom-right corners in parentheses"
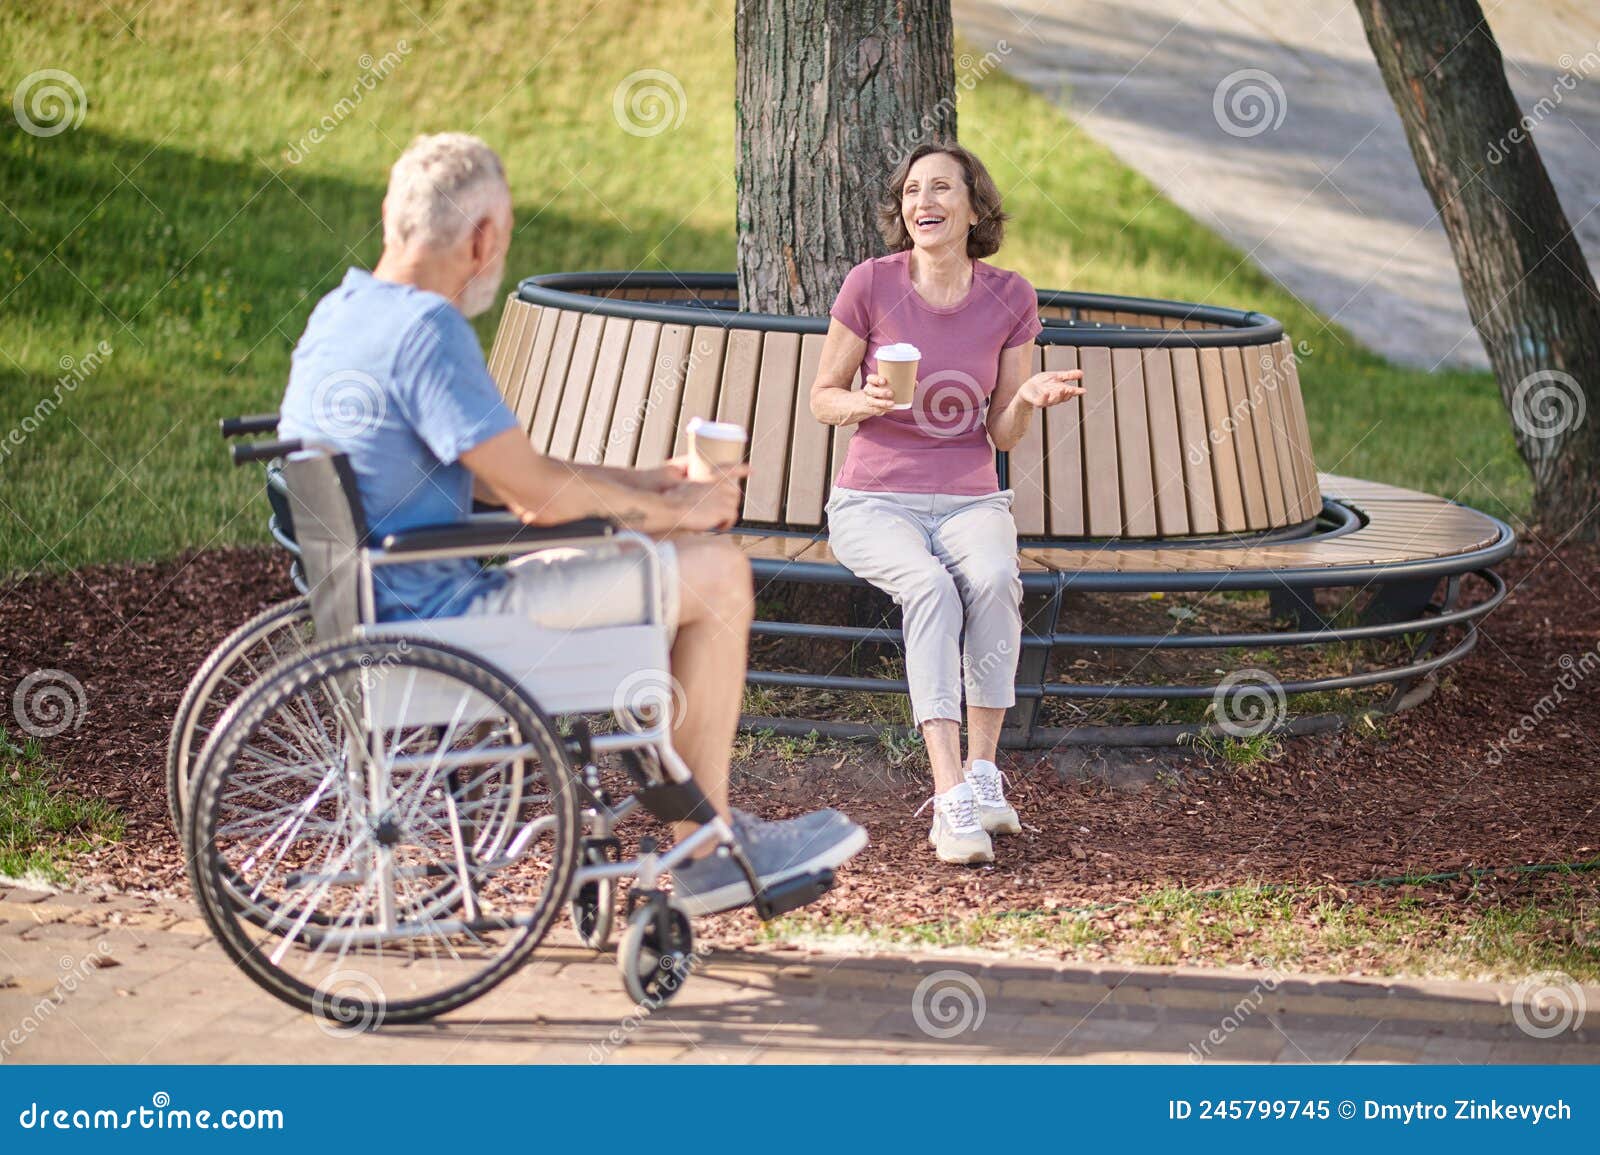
top-left (379, 515), bottom-right (615, 555)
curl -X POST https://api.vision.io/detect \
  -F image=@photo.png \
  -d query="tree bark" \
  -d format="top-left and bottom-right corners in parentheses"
top-left (735, 0), bottom-right (955, 315)
top-left (1355, 0), bottom-right (1600, 539)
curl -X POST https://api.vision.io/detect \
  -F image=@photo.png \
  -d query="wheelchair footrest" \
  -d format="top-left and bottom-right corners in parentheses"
top-left (753, 868), bottom-right (836, 921)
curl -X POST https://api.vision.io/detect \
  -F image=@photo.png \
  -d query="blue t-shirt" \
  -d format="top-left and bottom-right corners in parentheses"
top-left (279, 269), bottom-right (518, 621)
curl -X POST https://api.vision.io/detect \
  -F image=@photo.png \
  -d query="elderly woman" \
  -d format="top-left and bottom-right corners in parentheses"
top-left (810, 143), bottom-right (1084, 865)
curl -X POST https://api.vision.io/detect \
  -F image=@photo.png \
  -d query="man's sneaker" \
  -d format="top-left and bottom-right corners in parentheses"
top-left (919, 782), bottom-right (994, 865)
top-left (965, 759), bottom-right (1021, 835)
top-left (672, 808), bottom-right (868, 917)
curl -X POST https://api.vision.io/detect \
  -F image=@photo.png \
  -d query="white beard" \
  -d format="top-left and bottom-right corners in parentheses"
top-left (459, 258), bottom-right (505, 318)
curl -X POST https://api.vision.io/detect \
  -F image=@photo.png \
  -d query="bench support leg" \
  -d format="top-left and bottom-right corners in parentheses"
top-left (1269, 583), bottom-right (1327, 632)
top-left (1361, 575), bottom-right (1441, 626)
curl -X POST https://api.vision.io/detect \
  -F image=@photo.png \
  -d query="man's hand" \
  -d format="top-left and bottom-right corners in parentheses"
top-left (660, 468), bottom-right (745, 532)
top-left (635, 457), bottom-right (691, 492)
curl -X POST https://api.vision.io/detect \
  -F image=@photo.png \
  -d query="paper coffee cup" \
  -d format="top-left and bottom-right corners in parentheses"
top-left (876, 342), bottom-right (920, 409)
top-left (687, 417), bottom-right (747, 481)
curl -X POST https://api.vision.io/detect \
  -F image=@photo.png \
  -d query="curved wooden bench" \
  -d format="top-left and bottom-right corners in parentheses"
top-left (489, 274), bottom-right (1321, 540)
top-left (484, 272), bottom-right (1514, 746)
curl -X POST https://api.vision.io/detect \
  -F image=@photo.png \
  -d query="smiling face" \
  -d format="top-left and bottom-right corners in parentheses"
top-left (900, 151), bottom-right (977, 254)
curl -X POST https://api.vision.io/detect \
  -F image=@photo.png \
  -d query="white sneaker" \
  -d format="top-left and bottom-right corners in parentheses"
top-left (965, 759), bottom-right (1021, 835)
top-left (918, 782), bottom-right (994, 865)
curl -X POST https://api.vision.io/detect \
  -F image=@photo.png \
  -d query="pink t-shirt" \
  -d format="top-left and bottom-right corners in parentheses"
top-left (829, 251), bottom-right (1042, 494)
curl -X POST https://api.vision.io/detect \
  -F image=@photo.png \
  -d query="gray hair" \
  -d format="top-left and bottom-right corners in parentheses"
top-left (383, 133), bottom-right (509, 250)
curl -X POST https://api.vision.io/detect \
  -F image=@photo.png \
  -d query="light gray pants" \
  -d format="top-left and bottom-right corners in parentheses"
top-left (825, 486), bottom-right (1023, 726)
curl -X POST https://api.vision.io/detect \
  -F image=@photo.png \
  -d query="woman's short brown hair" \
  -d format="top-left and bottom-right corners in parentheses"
top-left (877, 143), bottom-right (1009, 259)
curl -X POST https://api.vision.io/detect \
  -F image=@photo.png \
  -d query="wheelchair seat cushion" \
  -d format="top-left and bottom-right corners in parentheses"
top-left (461, 540), bottom-right (681, 639)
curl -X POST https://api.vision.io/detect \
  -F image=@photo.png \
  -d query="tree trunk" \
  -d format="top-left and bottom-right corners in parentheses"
top-left (1355, 0), bottom-right (1600, 539)
top-left (735, 0), bottom-right (955, 315)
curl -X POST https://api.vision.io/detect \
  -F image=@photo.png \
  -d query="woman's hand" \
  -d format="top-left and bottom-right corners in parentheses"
top-left (1018, 370), bottom-right (1085, 409)
top-left (854, 373), bottom-right (898, 421)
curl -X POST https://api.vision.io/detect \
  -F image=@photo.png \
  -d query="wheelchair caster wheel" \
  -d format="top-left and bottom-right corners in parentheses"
top-left (570, 843), bottom-right (618, 951)
top-left (618, 902), bottom-right (694, 1006)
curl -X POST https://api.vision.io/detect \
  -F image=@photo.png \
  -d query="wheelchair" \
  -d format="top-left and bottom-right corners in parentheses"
top-left (180, 420), bottom-right (836, 1025)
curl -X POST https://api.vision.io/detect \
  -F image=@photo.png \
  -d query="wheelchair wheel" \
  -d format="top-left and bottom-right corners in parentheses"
top-left (167, 597), bottom-right (314, 837)
top-left (618, 901), bottom-right (694, 1006)
top-left (189, 637), bottom-right (580, 1025)
top-left (569, 840), bottom-right (618, 951)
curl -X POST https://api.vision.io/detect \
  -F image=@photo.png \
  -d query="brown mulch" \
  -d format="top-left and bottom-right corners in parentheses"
top-left (1, 536), bottom-right (1596, 929)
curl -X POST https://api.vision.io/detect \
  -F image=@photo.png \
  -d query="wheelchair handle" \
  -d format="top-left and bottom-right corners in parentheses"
top-left (231, 438), bottom-right (303, 465)
top-left (219, 413), bottom-right (281, 439)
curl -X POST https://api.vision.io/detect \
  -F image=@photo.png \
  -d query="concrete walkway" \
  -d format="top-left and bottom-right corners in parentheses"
top-left (952, 0), bottom-right (1600, 369)
top-left (2, 886), bottom-right (1595, 1064)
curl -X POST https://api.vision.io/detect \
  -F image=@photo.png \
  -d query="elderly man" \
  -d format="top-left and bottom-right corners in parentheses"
top-left (279, 133), bottom-right (864, 915)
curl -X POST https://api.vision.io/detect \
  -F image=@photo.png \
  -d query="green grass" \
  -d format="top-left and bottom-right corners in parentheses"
top-left (0, 0), bottom-right (1530, 579)
top-left (766, 877), bottom-right (1600, 982)
top-left (0, 729), bottom-right (124, 882)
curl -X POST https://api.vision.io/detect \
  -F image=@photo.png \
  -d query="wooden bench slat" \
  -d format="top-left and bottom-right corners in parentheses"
top-left (744, 331), bottom-right (801, 521)
top-left (635, 323), bottom-right (693, 466)
top-left (573, 316), bottom-right (633, 466)
top-left (1112, 347), bottom-right (1158, 536)
top-left (528, 309), bottom-right (582, 454)
top-left (547, 312), bottom-right (606, 460)
top-left (495, 301), bottom-right (537, 416)
top-left (785, 333), bottom-right (832, 526)
top-left (1253, 341), bottom-right (1304, 522)
top-left (1008, 346), bottom-right (1048, 535)
top-left (1282, 343), bottom-right (1322, 520)
top-left (671, 327), bottom-right (730, 456)
top-left (1198, 347), bottom-right (1247, 530)
top-left (716, 329), bottom-right (763, 431)
top-left (1242, 344), bottom-right (1288, 525)
top-left (1141, 347), bottom-right (1189, 536)
top-left (1040, 346), bottom-right (1084, 537)
top-left (725, 531), bottom-right (822, 562)
top-left (1220, 345), bottom-right (1269, 529)
top-left (1079, 347), bottom-right (1121, 535)
top-left (485, 296), bottom-right (521, 393)
top-left (603, 320), bottom-right (663, 467)
top-left (511, 305), bottom-right (560, 432)
top-left (1168, 347), bottom-right (1219, 534)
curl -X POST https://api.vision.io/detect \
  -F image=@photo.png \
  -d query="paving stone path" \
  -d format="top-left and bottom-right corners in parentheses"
top-left (2, 886), bottom-right (1595, 1064)
top-left (953, 0), bottom-right (1600, 369)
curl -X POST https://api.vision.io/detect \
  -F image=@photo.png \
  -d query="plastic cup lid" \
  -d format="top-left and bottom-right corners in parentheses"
top-left (687, 416), bottom-right (747, 442)
top-left (876, 342), bottom-right (921, 361)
